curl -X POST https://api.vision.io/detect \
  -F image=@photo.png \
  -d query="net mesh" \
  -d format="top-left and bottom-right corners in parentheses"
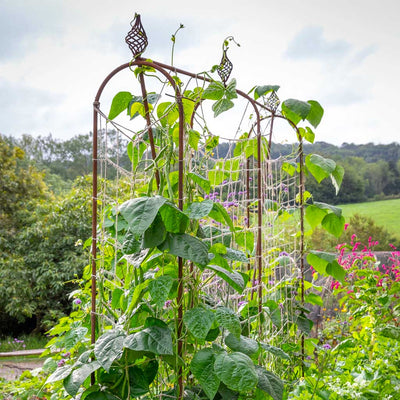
top-left (93, 65), bottom-right (303, 393)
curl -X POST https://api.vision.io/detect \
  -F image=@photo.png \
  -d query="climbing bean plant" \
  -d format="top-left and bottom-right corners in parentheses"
top-left (41, 27), bottom-right (347, 400)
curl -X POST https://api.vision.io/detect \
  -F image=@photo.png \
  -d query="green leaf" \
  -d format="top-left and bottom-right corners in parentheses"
top-left (304, 292), bottom-right (323, 307)
top-left (326, 260), bottom-right (346, 284)
top-left (260, 343), bottom-right (290, 360)
top-left (208, 169), bottom-right (226, 187)
top-left (119, 196), bottom-right (167, 237)
top-left (64, 361), bottom-right (102, 397)
top-left (84, 390), bottom-right (120, 400)
top-left (46, 365), bottom-right (73, 383)
top-left (321, 213), bottom-right (345, 237)
top-left (296, 314), bottom-right (313, 335)
top-left (159, 233), bottom-right (209, 265)
top-left (202, 81), bottom-right (225, 100)
top-left (209, 202), bottom-right (235, 232)
top-left (122, 230), bottom-right (141, 254)
top-left (255, 366), bottom-right (284, 400)
top-left (182, 98), bottom-right (196, 124)
top-left (282, 161), bottom-right (297, 176)
top-left (254, 85), bottom-right (280, 100)
top-left (143, 213), bottom-right (167, 248)
top-left (216, 307), bottom-right (241, 338)
top-left (186, 199), bottom-right (214, 219)
top-left (188, 172), bottom-right (211, 194)
top-left (224, 248), bottom-right (248, 263)
top-left (225, 334), bottom-right (259, 356)
top-left (331, 164), bottom-right (345, 195)
top-left (235, 231), bottom-right (254, 253)
top-left (183, 306), bottom-right (215, 341)
top-left (282, 99), bottom-right (311, 125)
top-left (94, 330), bottom-right (126, 372)
top-left (205, 135), bottom-right (219, 151)
top-left (129, 101), bottom-right (147, 119)
top-left (214, 352), bottom-right (258, 392)
top-left (191, 348), bottom-right (220, 399)
top-left (159, 203), bottom-right (189, 234)
top-left (306, 100), bottom-right (324, 128)
top-left (305, 205), bottom-right (327, 230)
top-left (306, 154), bottom-right (336, 183)
top-left (212, 98), bottom-right (234, 117)
top-left (206, 264), bottom-right (246, 293)
top-left (306, 251), bottom-right (336, 275)
top-left (188, 129), bottom-right (201, 150)
top-left (313, 202), bottom-right (342, 217)
top-left (128, 141), bottom-right (147, 170)
top-left (148, 275), bottom-right (174, 308)
top-left (378, 325), bottom-right (400, 340)
top-left (124, 326), bottom-right (173, 355)
top-left (299, 127), bottom-right (315, 144)
top-left (128, 361), bottom-right (159, 396)
top-left (225, 79), bottom-right (238, 100)
top-left (108, 91), bottom-right (132, 120)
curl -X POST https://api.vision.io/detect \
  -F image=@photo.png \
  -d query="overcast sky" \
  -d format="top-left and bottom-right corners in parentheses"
top-left (1, 0), bottom-right (399, 145)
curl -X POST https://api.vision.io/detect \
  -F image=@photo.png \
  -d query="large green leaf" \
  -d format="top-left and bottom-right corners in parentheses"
top-left (326, 260), bottom-right (346, 284)
top-left (202, 81), bottom-right (225, 100)
top-left (313, 202), bottom-right (342, 217)
top-left (255, 366), bottom-right (284, 400)
top-left (94, 330), bottom-right (126, 372)
top-left (214, 352), bottom-right (258, 392)
top-left (188, 172), bottom-right (211, 194)
top-left (183, 306), bottom-right (215, 341)
top-left (331, 164), bottom-right (345, 195)
top-left (306, 251), bottom-right (335, 275)
top-left (142, 213), bottom-right (167, 248)
top-left (260, 343), bottom-right (290, 360)
top-left (159, 203), bottom-right (189, 234)
top-left (119, 196), bottom-right (167, 237)
top-left (296, 313), bottom-right (313, 335)
top-left (159, 233), bottom-right (209, 265)
top-left (191, 348), bottom-right (220, 399)
top-left (225, 334), bottom-right (259, 357)
top-left (209, 202), bottom-right (234, 232)
top-left (216, 307), bottom-right (241, 338)
top-left (306, 100), bottom-right (324, 128)
top-left (46, 365), bottom-right (74, 383)
top-left (124, 326), bottom-right (173, 355)
top-left (306, 154), bottom-right (336, 183)
top-left (321, 213), bottom-right (345, 237)
top-left (148, 275), bottom-right (174, 308)
top-left (122, 230), bottom-right (141, 254)
top-left (186, 199), bottom-right (214, 219)
top-left (206, 264), bottom-right (246, 293)
top-left (282, 99), bottom-right (311, 125)
top-left (108, 91), bottom-right (132, 120)
top-left (64, 361), bottom-right (102, 397)
top-left (128, 361), bottom-right (159, 396)
top-left (305, 205), bottom-right (327, 230)
top-left (225, 79), bottom-right (238, 100)
top-left (254, 85), bottom-right (280, 100)
top-left (212, 98), bottom-right (234, 117)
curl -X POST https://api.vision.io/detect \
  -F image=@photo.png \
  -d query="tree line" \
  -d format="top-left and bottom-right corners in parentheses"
top-left (1, 132), bottom-right (399, 334)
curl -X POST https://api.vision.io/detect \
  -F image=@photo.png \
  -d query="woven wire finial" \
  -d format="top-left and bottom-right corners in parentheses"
top-left (217, 36), bottom-right (239, 85)
top-left (267, 91), bottom-right (280, 113)
top-left (125, 14), bottom-right (148, 59)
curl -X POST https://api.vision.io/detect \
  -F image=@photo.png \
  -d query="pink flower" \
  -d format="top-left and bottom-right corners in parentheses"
top-left (344, 223), bottom-right (349, 231)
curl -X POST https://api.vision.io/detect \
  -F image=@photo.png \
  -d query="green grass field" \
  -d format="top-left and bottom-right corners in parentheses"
top-left (339, 198), bottom-right (400, 239)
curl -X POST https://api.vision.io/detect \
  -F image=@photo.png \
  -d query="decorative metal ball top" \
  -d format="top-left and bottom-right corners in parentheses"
top-left (217, 49), bottom-right (233, 86)
top-left (267, 91), bottom-right (280, 113)
top-left (125, 14), bottom-right (148, 59)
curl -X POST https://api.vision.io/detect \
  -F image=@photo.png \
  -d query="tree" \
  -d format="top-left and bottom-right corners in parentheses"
top-left (0, 136), bottom-right (92, 333)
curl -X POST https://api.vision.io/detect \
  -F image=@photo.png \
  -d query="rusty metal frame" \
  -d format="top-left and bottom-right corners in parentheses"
top-left (91, 17), bottom-right (306, 394)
